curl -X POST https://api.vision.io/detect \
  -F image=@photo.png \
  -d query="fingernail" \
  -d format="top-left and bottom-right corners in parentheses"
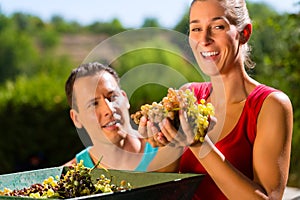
top-left (157, 135), bottom-right (163, 142)
top-left (159, 122), bottom-right (163, 128)
top-left (141, 116), bottom-right (146, 123)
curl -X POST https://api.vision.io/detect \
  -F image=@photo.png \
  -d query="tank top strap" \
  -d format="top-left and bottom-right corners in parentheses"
top-left (245, 84), bottom-right (279, 143)
top-left (246, 84), bottom-right (279, 114)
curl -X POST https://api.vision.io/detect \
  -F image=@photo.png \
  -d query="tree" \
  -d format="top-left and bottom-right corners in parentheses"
top-left (87, 18), bottom-right (125, 35)
top-left (141, 18), bottom-right (160, 27)
top-left (173, 12), bottom-right (189, 34)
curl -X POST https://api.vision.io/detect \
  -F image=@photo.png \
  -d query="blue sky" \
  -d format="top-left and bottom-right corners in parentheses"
top-left (0, 0), bottom-right (299, 28)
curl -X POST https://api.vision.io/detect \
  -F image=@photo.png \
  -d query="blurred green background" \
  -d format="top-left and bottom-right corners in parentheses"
top-left (0, 2), bottom-right (299, 188)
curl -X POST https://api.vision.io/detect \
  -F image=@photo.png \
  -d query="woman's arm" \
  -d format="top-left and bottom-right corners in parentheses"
top-left (189, 92), bottom-right (293, 199)
top-left (253, 92), bottom-right (293, 198)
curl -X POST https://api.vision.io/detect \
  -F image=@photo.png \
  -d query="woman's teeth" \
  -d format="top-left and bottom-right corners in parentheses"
top-left (201, 51), bottom-right (219, 57)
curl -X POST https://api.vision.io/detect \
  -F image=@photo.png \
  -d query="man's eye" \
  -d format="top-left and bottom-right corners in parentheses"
top-left (214, 25), bottom-right (225, 30)
top-left (106, 94), bottom-right (118, 103)
top-left (110, 95), bottom-right (118, 101)
top-left (88, 101), bottom-right (98, 108)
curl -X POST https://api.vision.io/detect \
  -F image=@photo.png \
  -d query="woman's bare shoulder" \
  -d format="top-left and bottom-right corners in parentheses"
top-left (263, 91), bottom-right (292, 112)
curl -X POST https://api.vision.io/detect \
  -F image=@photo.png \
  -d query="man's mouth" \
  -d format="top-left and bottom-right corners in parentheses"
top-left (102, 120), bottom-right (117, 128)
top-left (102, 119), bottom-right (122, 128)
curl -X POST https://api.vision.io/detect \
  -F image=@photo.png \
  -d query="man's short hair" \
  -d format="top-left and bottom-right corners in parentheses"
top-left (65, 62), bottom-right (120, 110)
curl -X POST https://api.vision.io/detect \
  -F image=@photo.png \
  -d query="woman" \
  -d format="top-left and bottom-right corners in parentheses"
top-left (140, 0), bottom-right (293, 199)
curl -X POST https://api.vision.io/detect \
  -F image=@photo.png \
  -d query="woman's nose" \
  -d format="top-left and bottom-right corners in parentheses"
top-left (198, 30), bottom-right (213, 46)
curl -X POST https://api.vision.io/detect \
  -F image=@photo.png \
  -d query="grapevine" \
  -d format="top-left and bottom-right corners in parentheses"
top-left (131, 88), bottom-right (214, 143)
top-left (0, 160), bottom-right (132, 199)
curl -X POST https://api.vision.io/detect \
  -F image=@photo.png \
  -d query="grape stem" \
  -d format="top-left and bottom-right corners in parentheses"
top-left (91, 156), bottom-right (108, 172)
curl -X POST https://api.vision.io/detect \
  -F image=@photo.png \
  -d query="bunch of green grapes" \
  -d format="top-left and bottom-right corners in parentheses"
top-left (0, 160), bottom-right (132, 199)
top-left (131, 88), bottom-right (181, 129)
top-left (183, 90), bottom-right (215, 142)
top-left (131, 88), bottom-right (214, 143)
top-left (0, 176), bottom-right (60, 198)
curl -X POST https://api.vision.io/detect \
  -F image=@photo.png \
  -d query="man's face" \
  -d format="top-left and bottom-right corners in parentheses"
top-left (70, 71), bottom-right (130, 145)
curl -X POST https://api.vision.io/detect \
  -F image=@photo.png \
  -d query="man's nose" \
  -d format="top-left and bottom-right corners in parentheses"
top-left (100, 98), bottom-right (115, 118)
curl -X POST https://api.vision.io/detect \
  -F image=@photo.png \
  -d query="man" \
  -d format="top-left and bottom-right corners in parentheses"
top-left (64, 62), bottom-right (157, 171)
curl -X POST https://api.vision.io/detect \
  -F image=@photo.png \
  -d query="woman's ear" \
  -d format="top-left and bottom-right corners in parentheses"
top-left (240, 24), bottom-right (252, 44)
top-left (70, 109), bottom-right (83, 129)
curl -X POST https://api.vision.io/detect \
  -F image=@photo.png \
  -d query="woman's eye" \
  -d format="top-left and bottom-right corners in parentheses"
top-left (191, 27), bottom-right (202, 32)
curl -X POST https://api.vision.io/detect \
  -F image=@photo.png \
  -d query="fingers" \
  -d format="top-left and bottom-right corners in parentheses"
top-left (147, 120), bottom-right (159, 138)
top-left (138, 114), bottom-right (195, 148)
top-left (158, 118), bottom-right (189, 147)
top-left (158, 119), bottom-right (174, 142)
top-left (155, 132), bottom-right (169, 146)
top-left (138, 116), bottom-right (148, 139)
top-left (144, 137), bottom-right (163, 147)
top-left (138, 116), bottom-right (166, 147)
top-left (207, 116), bottom-right (217, 132)
top-left (143, 132), bottom-right (168, 147)
top-left (178, 109), bottom-right (195, 144)
top-left (116, 123), bottom-right (127, 139)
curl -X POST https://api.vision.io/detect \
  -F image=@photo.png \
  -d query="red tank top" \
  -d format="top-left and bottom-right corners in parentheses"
top-left (179, 82), bottom-right (278, 200)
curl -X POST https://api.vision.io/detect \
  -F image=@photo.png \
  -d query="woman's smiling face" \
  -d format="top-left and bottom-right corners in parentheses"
top-left (189, 0), bottom-right (241, 76)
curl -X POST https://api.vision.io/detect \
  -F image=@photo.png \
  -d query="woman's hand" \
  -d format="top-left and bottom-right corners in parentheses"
top-left (137, 110), bottom-right (208, 148)
top-left (137, 97), bottom-right (217, 148)
top-left (161, 109), bottom-right (216, 145)
top-left (156, 110), bottom-right (195, 147)
top-left (138, 116), bottom-right (168, 147)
